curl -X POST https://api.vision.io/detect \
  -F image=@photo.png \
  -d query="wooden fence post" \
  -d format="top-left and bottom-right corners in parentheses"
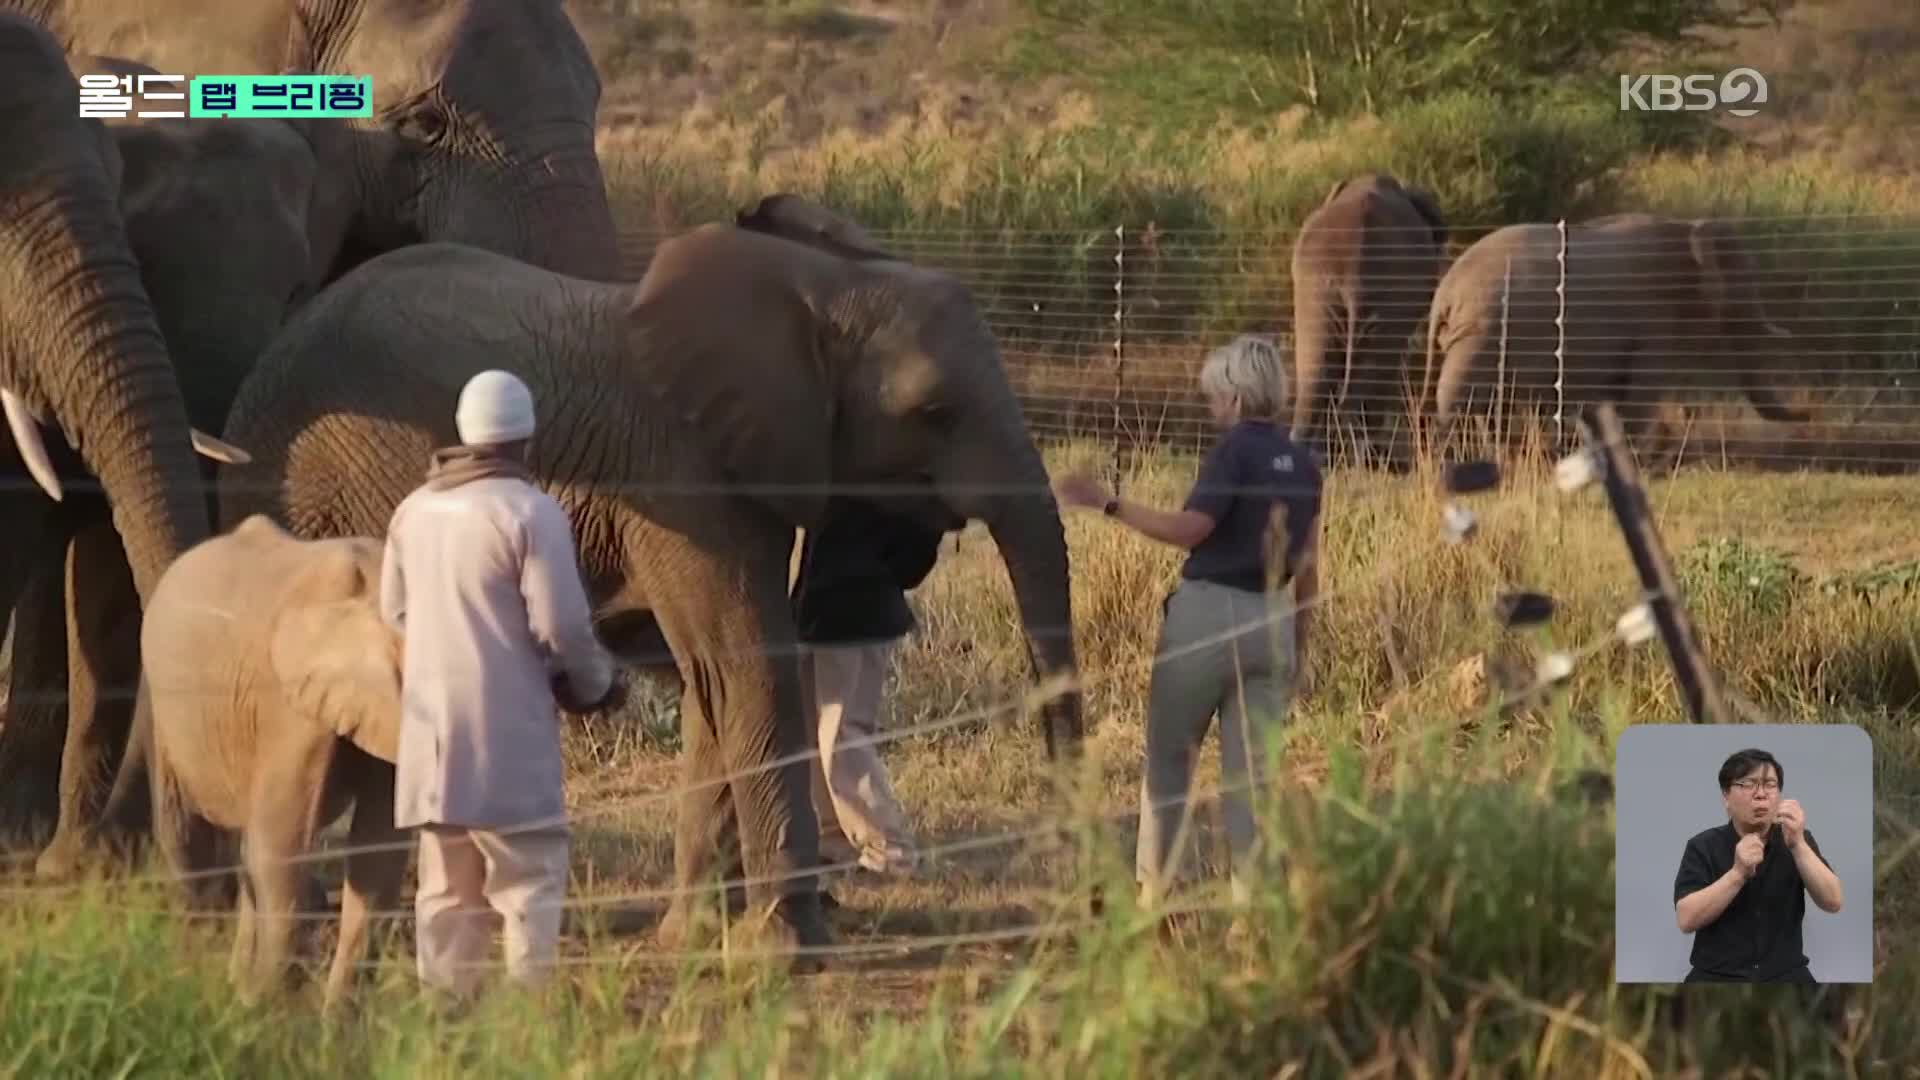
top-left (1580, 402), bottom-right (1733, 724)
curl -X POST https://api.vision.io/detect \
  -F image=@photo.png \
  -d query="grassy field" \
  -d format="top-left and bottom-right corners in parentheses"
top-left (5, 440), bottom-right (1919, 1075)
top-left (5, 1), bottom-right (1920, 1073)
top-left (576, 0), bottom-right (1920, 472)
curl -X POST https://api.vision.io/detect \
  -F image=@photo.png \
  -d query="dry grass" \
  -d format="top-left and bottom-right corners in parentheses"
top-left (5, 440), bottom-right (1920, 1072)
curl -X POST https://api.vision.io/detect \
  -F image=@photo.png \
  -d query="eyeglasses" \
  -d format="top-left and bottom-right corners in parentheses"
top-left (1730, 779), bottom-right (1780, 793)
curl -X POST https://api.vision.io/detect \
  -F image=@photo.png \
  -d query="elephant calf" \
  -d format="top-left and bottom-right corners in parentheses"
top-left (103, 515), bottom-right (407, 1005)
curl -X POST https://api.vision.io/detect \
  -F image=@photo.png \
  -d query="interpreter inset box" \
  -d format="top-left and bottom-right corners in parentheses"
top-left (1613, 723), bottom-right (1873, 985)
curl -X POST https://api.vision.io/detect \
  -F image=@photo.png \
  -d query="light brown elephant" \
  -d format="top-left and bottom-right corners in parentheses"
top-left (216, 226), bottom-right (1087, 961)
top-left (95, 515), bottom-right (408, 1006)
top-left (7, 59), bottom-right (348, 879)
top-left (1289, 172), bottom-right (1448, 468)
top-left (0, 15), bottom-right (250, 844)
top-left (1422, 212), bottom-right (1807, 462)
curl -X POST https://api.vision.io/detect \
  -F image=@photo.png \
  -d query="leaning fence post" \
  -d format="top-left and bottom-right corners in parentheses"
top-left (1579, 402), bottom-right (1733, 724)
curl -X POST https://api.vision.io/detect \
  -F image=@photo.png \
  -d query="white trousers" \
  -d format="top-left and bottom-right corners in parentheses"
top-left (804, 641), bottom-right (919, 873)
top-left (413, 824), bottom-right (570, 996)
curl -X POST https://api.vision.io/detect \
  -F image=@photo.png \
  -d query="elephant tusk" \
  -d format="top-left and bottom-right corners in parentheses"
top-left (191, 429), bottom-right (253, 465)
top-left (1, 387), bottom-right (64, 502)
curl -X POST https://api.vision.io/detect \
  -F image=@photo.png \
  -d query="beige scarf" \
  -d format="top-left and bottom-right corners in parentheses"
top-left (424, 445), bottom-right (535, 491)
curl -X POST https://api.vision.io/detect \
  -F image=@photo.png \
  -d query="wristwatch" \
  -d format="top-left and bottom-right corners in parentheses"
top-left (1103, 498), bottom-right (1120, 517)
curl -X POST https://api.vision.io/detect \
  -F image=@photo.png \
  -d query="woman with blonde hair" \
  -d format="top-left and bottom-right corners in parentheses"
top-left (1053, 333), bottom-right (1323, 907)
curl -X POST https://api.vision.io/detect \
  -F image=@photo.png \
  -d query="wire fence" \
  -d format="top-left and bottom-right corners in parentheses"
top-left (615, 215), bottom-right (1920, 472)
top-left (2, 440), bottom-right (1914, 982)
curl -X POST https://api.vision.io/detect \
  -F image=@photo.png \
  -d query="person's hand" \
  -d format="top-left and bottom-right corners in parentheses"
top-left (1051, 470), bottom-right (1110, 512)
top-left (556, 669), bottom-right (629, 716)
top-left (1777, 798), bottom-right (1806, 849)
top-left (1734, 832), bottom-right (1765, 879)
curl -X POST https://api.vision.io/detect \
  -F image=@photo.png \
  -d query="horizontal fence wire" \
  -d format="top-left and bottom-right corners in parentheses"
top-left (613, 215), bottom-right (1920, 470)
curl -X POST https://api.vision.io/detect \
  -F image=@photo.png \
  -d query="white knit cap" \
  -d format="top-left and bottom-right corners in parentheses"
top-left (454, 370), bottom-right (537, 446)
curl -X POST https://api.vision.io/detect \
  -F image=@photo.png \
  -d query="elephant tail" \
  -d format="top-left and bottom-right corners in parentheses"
top-left (97, 673), bottom-right (155, 842)
top-left (1336, 293), bottom-right (1358, 411)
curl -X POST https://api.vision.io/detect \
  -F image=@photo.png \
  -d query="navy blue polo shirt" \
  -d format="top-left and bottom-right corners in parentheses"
top-left (1179, 419), bottom-right (1324, 593)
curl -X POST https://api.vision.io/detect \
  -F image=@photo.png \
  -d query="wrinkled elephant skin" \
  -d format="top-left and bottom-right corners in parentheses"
top-left (15, 78), bottom-right (341, 880)
top-left (0, 15), bottom-right (224, 855)
top-left (218, 229), bottom-right (1085, 954)
top-left (1289, 172), bottom-right (1448, 468)
top-left (100, 515), bottom-right (407, 1006)
top-left (20, 0), bottom-right (621, 283)
top-left (1424, 213), bottom-right (1806, 462)
top-left (16, 0), bottom-right (624, 875)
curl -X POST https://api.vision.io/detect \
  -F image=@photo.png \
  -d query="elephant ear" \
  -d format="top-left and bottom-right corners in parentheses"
top-left (1688, 219), bottom-right (1790, 339)
top-left (624, 225), bottom-right (845, 528)
top-left (268, 544), bottom-right (403, 764)
top-left (735, 193), bottom-right (901, 263)
top-left (1404, 186), bottom-right (1448, 250)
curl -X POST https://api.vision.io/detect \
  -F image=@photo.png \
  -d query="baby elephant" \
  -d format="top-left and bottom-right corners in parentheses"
top-left (105, 515), bottom-right (408, 1005)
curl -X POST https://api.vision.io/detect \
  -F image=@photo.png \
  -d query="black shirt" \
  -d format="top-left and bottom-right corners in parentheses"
top-left (1672, 820), bottom-right (1832, 981)
top-left (791, 498), bottom-right (946, 646)
top-left (1180, 419), bottom-right (1324, 593)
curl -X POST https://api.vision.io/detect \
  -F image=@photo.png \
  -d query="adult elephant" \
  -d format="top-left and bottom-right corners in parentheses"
top-left (1422, 213), bottom-right (1806, 463)
top-left (215, 228), bottom-right (1086, 959)
top-left (100, 515), bottom-right (406, 1006)
top-left (0, 14), bottom-right (240, 844)
top-left (14, 0), bottom-right (622, 284)
top-left (1289, 173), bottom-right (1448, 468)
top-left (15, 0), bottom-right (626, 873)
top-left (9, 67), bottom-right (356, 878)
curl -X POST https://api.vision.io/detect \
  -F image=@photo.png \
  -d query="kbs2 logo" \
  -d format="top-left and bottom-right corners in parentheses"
top-left (1618, 68), bottom-right (1768, 117)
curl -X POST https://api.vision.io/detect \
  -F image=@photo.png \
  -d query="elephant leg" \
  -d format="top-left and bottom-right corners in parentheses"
top-left (230, 874), bottom-right (258, 986)
top-left (656, 681), bottom-right (739, 951)
top-left (241, 729), bottom-right (337, 997)
top-left (36, 511), bottom-right (145, 879)
top-left (643, 515), bottom-right (827, 962)
top-left (325, 753), bottom-right (405, 1012)
top-left (147, 735), bottom-right (231, 913)
top-left (0, 526), bottom-right (67, 850)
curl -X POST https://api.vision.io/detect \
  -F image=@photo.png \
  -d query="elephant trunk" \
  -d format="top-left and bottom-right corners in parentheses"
top-left (5, 182), bottom-right (211, 601)
top-left (517, 146), bottom-right (622, 284)
top-left (1289, 283), bottom-right (1331, 439)
top-left (980, 456), bottom-right (1085, 763)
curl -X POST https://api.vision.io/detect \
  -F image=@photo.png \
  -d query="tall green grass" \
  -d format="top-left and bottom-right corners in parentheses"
top-left (3, 717), bottom-right (1912, 1076)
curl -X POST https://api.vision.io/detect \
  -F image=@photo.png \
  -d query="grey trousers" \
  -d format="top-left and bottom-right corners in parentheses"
top-left (1135, 577), bottom-right (1295, 903)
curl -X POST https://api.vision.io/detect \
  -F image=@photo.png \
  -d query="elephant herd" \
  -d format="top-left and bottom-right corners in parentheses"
top-left (0, 3), bottom-right (1086, 999)
top-left (0, 0), bottom-right (1813, 1000)
top-left (1285, 173), bottom-right (1807, 467)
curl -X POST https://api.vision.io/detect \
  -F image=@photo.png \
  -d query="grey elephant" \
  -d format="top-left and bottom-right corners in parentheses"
top-left (0, 14), bottom-right (250, 842)
top-left (216, 226), bottom-right (1086, 957)
top-left (1422, 212), bottom-right (1807, 463)
top-left (11, 0), bottom-right (630, 873)
top-left (1288, 172), bottom-right (1448, 468)
top-left (97, 515), bottom-right (407, 1006)
top-left (16, 0), bottom-right (622, 282)
top-left (4, 64), bottom-right (347, 876)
